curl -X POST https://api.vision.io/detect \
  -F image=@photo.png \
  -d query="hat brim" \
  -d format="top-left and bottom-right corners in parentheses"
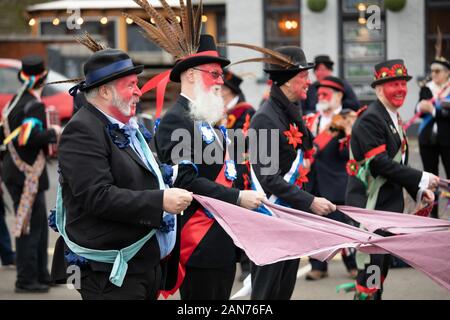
top-left (82, 65), bottom-right (144, 91)
top-left (264, 62), bottom-right (315, 74)
top-left (371, 75), bottom-right (412, 88)
top-left (431, 60), bottom-right (450, 69)
top-left (170, 56), bottom-right (230, 83)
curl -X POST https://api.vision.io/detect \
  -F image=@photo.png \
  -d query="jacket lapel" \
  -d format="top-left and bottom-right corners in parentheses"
top-left (375, 100), bottom-right (402, 148)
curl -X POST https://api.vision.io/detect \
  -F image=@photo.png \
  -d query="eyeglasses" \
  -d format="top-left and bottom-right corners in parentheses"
top-left (192, 68), bottom-right (224, 80)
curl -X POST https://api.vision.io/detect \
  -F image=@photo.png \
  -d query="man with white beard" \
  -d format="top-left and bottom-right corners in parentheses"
top-left (155, 34), bottom-right (265, 300)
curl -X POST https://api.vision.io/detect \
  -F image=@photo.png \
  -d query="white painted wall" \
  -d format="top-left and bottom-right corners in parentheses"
top-left (301, 0), bottom-right (339, 80)
top-left (386, 0), bottom-right (425, 120)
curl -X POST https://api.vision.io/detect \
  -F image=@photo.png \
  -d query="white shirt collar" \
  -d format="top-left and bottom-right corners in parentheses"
top-left (385, 106), bottom-right (399, 131)
top-left (225, 96), bottom-right (240, 111)
top-left (181, 93), bottom-right (195, 104)
top-left (96, 107), bottom-right (138, 129)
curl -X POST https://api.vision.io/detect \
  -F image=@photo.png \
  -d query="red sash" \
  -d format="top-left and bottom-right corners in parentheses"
top-left (161, 161), bottom-right (233, 298)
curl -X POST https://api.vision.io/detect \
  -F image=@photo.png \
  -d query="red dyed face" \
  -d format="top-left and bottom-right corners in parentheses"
top-left (314, 64), bottom-right (332, 82)
top-left (317, 87), bottom-right (334, 103)
top-left (196, 63), bottom-right (224, 90)
top-left (381, 80), bottom-right (408, 108)
top-left (107, 74), bottom-right (142, 123)
top-left (290, 70), bottom-right (311, 100)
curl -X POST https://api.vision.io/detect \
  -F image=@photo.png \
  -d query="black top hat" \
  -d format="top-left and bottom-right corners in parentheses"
top-left (170, 34), bottom-right (230, 83)
top-left (314, 55), bottom-right (334, 70)
top-left (79, 49), bottom-right (143, 92)
top-left (431, 57), bottom-right (450, 70)
top-left (371, 59), bottom-right (412, 88)
top-left (317, 76), bottom-right (345, 93)
top-left (264, 46), bottom-right (315, 86)
top-left (223, 70), bottom-right (243, 95)
top-left (20, 55), bottom-right (46, 76)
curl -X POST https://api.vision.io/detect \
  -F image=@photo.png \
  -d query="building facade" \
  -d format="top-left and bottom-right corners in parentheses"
top-left (22, 0), bottom-right (450, 119)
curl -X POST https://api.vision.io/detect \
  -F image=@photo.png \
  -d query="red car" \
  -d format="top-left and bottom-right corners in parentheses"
top-left (0, 58), bottom-right (73, 122)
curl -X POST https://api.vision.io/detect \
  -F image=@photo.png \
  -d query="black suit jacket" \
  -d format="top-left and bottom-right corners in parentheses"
top-left (155, 95), bottom-right (240, 269)
top-left (250, 85), bottom-right (315, 212)
top-left (1, 92), bottom-right (56, 192)
top-left (308, 132), bottom-right (349, 204)
top-left (345, 100), bottom-right (422, 212)
top-left (417, 85), bottom-right (450, 147)
top-left (53, 103), bottom-right (168, 279)
top-left (302, 79), bottom-right (360, 115)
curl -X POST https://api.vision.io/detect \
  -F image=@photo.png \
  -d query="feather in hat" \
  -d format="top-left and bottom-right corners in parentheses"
top-left (123, 0), bottom-right (203, 60)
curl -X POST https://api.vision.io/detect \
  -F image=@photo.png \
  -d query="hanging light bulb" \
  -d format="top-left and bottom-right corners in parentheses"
top-left (100, 16), bottom-right (108, 25)
top-left (52, 18), bottom-right (60, 26)
top-left (28, 18), bottom-right (36, 26)
top-left (126, 17), bottom-right (133, 24)
top-left (202, 15), bottom-right (208, 23)
top-left (77, 17), bottom-right (84, 25)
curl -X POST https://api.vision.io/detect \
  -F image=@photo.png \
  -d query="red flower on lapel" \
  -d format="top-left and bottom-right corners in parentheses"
top-left (284, 124), bottom-right (303, 149)
top-left (401, 139), bottom-right (407, 154)
top-left (346, 159), bottom-right (359, 176)
top-left (295, 165), bottom-right (309, 186)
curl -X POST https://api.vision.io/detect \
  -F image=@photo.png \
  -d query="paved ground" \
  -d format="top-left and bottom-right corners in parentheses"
top-left (0, 139), bottom-right (449, 300)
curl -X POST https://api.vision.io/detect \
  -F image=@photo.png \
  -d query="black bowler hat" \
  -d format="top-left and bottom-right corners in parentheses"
top-left (314, 55), bottom-right (334, 70)
top-left (79, 48), bottom-right (143, 92)
top-left (223, 70), bottom-right (243, 95)
top-left (264, 46), bottom-right (315, 86)
top-left (317, 76), bottom-right (345, 93)
top-left (371, 59), bottom-right (412, 88)
top-left (170, 34), bottom-right (230, 83)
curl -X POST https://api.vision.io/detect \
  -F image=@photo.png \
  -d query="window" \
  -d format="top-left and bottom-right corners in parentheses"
top-left (127, 24), bottom-right (162, 52)
top-left (425, 0), bottom-right (450, 70)
top-left (264, 0), bottom-right (301, 50)
top-left (339, 0), bottom-right (386, 102)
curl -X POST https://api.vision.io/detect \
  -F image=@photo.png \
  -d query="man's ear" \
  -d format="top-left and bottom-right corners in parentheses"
top-left (98, 85), bottom-right (111, 101)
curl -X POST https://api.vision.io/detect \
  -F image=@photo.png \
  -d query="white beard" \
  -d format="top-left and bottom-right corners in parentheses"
top-left (317, 93), bottom-right (339, 114)
top-left (111, 87), bottom-right (138, 117)
top-left (189, 81), bottom-right (225, 124)
top-left (316, 101), bottom-right (332, 113)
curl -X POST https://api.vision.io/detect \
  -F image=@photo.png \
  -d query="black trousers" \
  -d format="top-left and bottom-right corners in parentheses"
top-left (7, 186), bottom-right (49, 287)
top-left (78, 264), bottom-right (161, 300)
top-left (180, 265), bottom-right (236, 300)
top-left (0, 196), bottom-right (14, 265)
top-left (250, 259), bottom-right (299, 300)
top-left (419, 144), bottom-right (450, 218)
top-left (356, 230), bottom-right (392, 300)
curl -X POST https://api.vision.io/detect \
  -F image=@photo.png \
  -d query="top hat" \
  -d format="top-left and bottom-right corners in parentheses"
top-left (80, 48), bottom-right (143, 92)
top-left (314, 55), bottom-right (334, 70)
top-left (317, 76), bottom-right (345, 93)
top-left (371, 59), bottom-right (412, 88)
top-left (170, 34), bottom-right (230, 83)
top-left (20, 55), bottom-right (46, 76)
top-left (223, 70), bottom-right (243, 95)
top-left (264, 46), bottom-right (315, 86)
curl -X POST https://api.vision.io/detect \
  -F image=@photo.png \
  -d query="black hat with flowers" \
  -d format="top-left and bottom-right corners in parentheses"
top-left (371, 59), bottom-right (412, 88)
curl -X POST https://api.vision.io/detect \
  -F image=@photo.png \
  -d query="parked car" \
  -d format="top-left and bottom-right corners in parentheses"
top-left (0, 58), bottom-right (73, 122)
